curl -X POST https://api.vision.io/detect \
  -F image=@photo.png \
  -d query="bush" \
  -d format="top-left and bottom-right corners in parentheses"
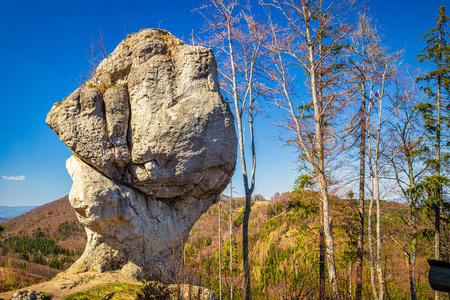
top-left (267, 204), bottom-right (274, 219)
top-left (137, 281), bottom-right (172, 300)
top-left (234, 208), bottom-right (245, 227)
top-left (20, 252), bottom-right (29, 261)
top-left (288, 197), bottom-right (318, 217)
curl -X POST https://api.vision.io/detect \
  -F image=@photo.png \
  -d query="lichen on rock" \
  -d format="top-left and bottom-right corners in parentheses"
top-left (46, 29), bottom-right (237, 279)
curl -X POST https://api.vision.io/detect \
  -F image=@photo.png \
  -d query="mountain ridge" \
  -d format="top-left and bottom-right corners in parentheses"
top-left (0, 206), bottom-right (36, 219)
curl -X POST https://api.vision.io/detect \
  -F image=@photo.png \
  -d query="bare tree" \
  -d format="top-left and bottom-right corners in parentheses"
top-left (388, 67), bottom-right (427, 300)
top-left (345, 14), bottom-right (376, 299)
top-left (364, 47), bottom-right (401, 300)
top-left (77, 29), bottom-right (108, 86)
top-left (346, 14), bottom-right (403, 299)
top-left (261, 1), bottom-right (358, 298)
top-left (196, 2), bottom-right (264, 298)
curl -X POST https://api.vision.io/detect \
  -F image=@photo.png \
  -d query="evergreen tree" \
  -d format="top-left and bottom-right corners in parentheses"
top-left (416, 3), bottom-right (450, 262)
top-left (416, 6), bottom-right (450, 299)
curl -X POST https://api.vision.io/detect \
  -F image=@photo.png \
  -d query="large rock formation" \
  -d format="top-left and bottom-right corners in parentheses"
top-left (46, 29), bottom-right (237, 278)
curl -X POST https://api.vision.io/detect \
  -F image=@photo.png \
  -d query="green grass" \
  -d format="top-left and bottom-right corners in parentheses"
top-left (64, 283), bottom-right (142, 300)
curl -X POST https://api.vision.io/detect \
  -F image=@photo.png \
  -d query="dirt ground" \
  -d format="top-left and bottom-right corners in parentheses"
top-left (0, 271), bottom-right (141, 300)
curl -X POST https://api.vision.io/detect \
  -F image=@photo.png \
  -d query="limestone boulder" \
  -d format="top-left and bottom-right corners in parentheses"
top-left (46, 29), bottom-right (237, 278)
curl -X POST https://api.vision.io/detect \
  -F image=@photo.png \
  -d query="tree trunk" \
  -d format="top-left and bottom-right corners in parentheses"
top-left (349, 262), bottom-right (353, 298)
top-left (409, 218), bottom-right (418, 300)
top-left (434, 203), bottom-right (441, 300)
top-left (368, 160), bottom-right (379, 300)
top-left (318, 171), bottom-right (339, 298)
top-left (230, 181), bottom-right (233, 300)
top-left (320, 214), bottom-right (326, 300)
top-left (243, 193), bottom-right (252, 299)
top-left (407, 186), bottom-right (418, 300)
top-left (407, 142), bottom-right (419, 300)
top-left (219, 197), bottom-right (222, 300)
top-left (435, 207), bottom-right (441, 263)
top-left (375, 173), bottom-right (384, 300)
top-left (405, 231), bottom-right (418, 300)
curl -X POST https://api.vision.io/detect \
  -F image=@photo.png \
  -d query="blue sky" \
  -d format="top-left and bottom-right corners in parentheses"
top-left (0, 0), bottom-right (447, 206)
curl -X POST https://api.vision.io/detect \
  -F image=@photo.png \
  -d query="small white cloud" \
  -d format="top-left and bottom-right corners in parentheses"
top-left (2, 175), bottom-right (26, 181)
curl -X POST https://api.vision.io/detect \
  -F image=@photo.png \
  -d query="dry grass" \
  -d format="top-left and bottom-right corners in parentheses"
top-left (0, 267), bottom-right (48, 292)
top-left (64, 283), bottom-right (142, 300)
top-left (0, 256), bottom-right (59, 279)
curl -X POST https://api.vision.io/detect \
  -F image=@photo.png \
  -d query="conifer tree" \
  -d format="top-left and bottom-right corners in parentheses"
top-left (416, 6), bottom-right (450, 300)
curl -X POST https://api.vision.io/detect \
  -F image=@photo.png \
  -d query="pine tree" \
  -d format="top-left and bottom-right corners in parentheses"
top-left (416, 5), bottom-right (450, 300)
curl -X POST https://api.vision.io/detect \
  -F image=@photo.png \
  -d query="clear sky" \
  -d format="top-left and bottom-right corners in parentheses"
top-left (0, 0), bottom-right (447, 206)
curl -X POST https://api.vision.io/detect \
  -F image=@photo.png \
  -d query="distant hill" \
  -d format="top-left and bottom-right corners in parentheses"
top-left (2, 195), bottom-right (85, 252)
top-left (0, 217), bottom-right (10, 223)
top-left (0, 195), bottom-right (86, 289)
top-left (0, 206), bottom-right (36, 219)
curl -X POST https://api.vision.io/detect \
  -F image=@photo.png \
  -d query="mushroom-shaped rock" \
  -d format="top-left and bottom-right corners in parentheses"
top-left (46, 29), bottom-right (237, 278)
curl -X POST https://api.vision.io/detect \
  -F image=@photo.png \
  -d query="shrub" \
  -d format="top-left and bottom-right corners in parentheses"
top-left (234, 208), bottom-right (245, 227)
top-left (137, 281), bottom-right (172, 300)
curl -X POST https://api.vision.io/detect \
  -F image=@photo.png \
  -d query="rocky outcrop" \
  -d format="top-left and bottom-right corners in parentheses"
top-left (46, 29), bottom-right (237, 278)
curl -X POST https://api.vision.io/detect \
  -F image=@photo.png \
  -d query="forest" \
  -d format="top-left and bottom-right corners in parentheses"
top-left (191, 1), bottom-right (450, 300)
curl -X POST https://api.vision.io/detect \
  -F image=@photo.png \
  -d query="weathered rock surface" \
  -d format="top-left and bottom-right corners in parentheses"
top-left (46, 29), bottom-right (237, 278)
top-left (11, 290), bottom-right (46, 300)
